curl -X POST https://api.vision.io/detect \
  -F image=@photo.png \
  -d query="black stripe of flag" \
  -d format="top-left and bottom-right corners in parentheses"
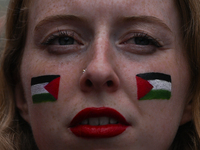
top-left (31, 75), bottom-right (60, 85)
top-left (136, 72), bottom-right (171, 82)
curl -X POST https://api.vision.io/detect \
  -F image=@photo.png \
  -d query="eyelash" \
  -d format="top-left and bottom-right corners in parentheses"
top-left (123, 32), bottom-right (163, 48)
top-left (42, 30), bottom-right (79, 45)
top-left (41, 30), bottom-right (162, 56)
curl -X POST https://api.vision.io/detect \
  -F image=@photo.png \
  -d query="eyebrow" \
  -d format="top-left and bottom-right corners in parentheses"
top-left (34, 15), bottom-right (88, 32)
top-left (122, 15), bottom-right (173, 33)
top-left (35, 15), bottom-right (172, 34)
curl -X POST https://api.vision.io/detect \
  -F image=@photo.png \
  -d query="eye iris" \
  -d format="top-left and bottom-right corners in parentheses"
top-left (58, 37), bottom-right (74, 45)
top-left (135, 37), bottom-right (150, 45)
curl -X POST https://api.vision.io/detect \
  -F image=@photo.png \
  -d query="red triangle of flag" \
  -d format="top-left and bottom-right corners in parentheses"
top-left (44, 77), bottom-right (60, 100)
top-left (136, 76), bottom-right (153, 100)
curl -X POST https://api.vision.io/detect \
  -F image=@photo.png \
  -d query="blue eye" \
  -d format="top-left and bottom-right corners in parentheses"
top-left (135, 37), bottom-right (151, 45)
top-left (119, 32), bottom-right (163, 55)
top-left (124, 33), bottom-right (162, 48)
top-left (58, 36), bottom-right (75, 45)
top-left (42, 30), bottom-right (80, 46)
top-left (41, 30), bottom-right (84, 54)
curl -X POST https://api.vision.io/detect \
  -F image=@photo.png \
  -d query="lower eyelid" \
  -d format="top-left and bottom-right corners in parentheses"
top-left (44, 45), bottom-right (84, 54)
top-left (118, 44), bottom-right (157, 55)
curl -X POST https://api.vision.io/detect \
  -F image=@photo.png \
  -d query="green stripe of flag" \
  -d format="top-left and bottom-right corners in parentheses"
top-left (32, 93), bottom-right (56, 103)
top-left (139, 89), bottom-right (171, 100)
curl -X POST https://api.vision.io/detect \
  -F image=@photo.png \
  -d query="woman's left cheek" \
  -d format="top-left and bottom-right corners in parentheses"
top-left (136, 72), bottom-right (172, 101)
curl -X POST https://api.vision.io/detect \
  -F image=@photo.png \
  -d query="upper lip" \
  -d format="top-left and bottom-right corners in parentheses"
top-left (69, 107), bottom-right (130, 127)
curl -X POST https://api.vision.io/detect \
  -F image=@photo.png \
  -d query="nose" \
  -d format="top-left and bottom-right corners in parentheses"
top-left (79, 38), bottom-right (120, 93)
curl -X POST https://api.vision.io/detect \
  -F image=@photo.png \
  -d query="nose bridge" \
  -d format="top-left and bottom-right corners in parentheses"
top-left (92, 30), bottom-right (111, 68)
top-left (79, 27), bottom-right (119, 92)
top-left (88, 20), bottom-right (114, 69)
top-left (87, 30), bottom-right (113, 84)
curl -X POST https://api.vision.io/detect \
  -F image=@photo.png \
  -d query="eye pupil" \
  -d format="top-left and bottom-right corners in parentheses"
top-left (58, 37), bottom-right (74, 45)
top-left (135, 37), bottom-right (150, 45)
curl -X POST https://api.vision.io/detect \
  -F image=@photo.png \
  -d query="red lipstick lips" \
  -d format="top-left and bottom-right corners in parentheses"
top-left (70, 107), bottom-right (130, 138)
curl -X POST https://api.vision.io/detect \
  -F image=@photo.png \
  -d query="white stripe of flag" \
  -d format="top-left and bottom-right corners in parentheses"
top-left (148, 80), bottom-right (171, 91)
top-left (31, 82), bottom-right (48, 96)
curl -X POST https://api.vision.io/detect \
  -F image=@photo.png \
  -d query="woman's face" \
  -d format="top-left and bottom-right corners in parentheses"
top-left (18, 0), bottom-right (191, 149)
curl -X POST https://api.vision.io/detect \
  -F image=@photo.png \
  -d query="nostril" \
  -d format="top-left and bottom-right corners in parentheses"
top-left (86, 79), bottom-right (93, 87)
top-left (107, 80), bottom-right (113, 87)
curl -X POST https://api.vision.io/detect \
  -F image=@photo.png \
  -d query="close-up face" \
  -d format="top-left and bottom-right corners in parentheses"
top-left (17, 0), bottom-right (192, 149)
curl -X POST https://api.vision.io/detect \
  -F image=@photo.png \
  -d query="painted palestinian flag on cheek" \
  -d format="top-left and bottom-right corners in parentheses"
top-left (31, 75), bottom-right (60, 103)
top-left (136, 72), bottom-right (171, 100)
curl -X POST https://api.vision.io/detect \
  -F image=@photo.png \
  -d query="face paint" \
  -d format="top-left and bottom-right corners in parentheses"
top-left (136, 72), bottom-right (171, 100)
top-left (31, 75), bottom-right (60, 103)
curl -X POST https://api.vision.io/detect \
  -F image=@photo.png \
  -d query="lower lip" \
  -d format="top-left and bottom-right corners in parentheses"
top-left (70, 124), bottom-right (128, 138)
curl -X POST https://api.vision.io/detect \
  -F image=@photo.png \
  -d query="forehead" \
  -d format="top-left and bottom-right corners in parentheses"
top-left (29, 0), bottom-right (180, 31)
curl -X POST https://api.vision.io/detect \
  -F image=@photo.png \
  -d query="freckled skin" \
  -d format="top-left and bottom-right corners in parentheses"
top-left (17, 0), bottom-right (191, 150)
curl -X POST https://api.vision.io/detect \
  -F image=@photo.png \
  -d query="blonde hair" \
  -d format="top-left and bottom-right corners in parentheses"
top-left (0, 1), bottom-right (37, 149)
top-left (0, 0), bottom-right (200, 149)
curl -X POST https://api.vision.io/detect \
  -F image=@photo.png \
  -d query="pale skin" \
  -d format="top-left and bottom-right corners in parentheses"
top-left (16, 0), bottom-right (192, 149)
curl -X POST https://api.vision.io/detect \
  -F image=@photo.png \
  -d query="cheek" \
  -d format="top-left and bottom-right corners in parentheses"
top-left (119, 50), bottom-right (190, 144)
top-left (20, 47), bottom-right (82, 99)
top-left (20, 49), bottom-right (80, 122)
top-left (26, 104), bottom-right (66, 149)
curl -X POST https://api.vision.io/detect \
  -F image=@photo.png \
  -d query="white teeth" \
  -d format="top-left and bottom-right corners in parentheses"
top-left (89, 118), bottom-right (99, 126)
top-left (109, 118), bottom-right (118, 124)
top-left (80, 117), bottom-right (118, 125)
top-left (99, 117), bottom-right (109, 125)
